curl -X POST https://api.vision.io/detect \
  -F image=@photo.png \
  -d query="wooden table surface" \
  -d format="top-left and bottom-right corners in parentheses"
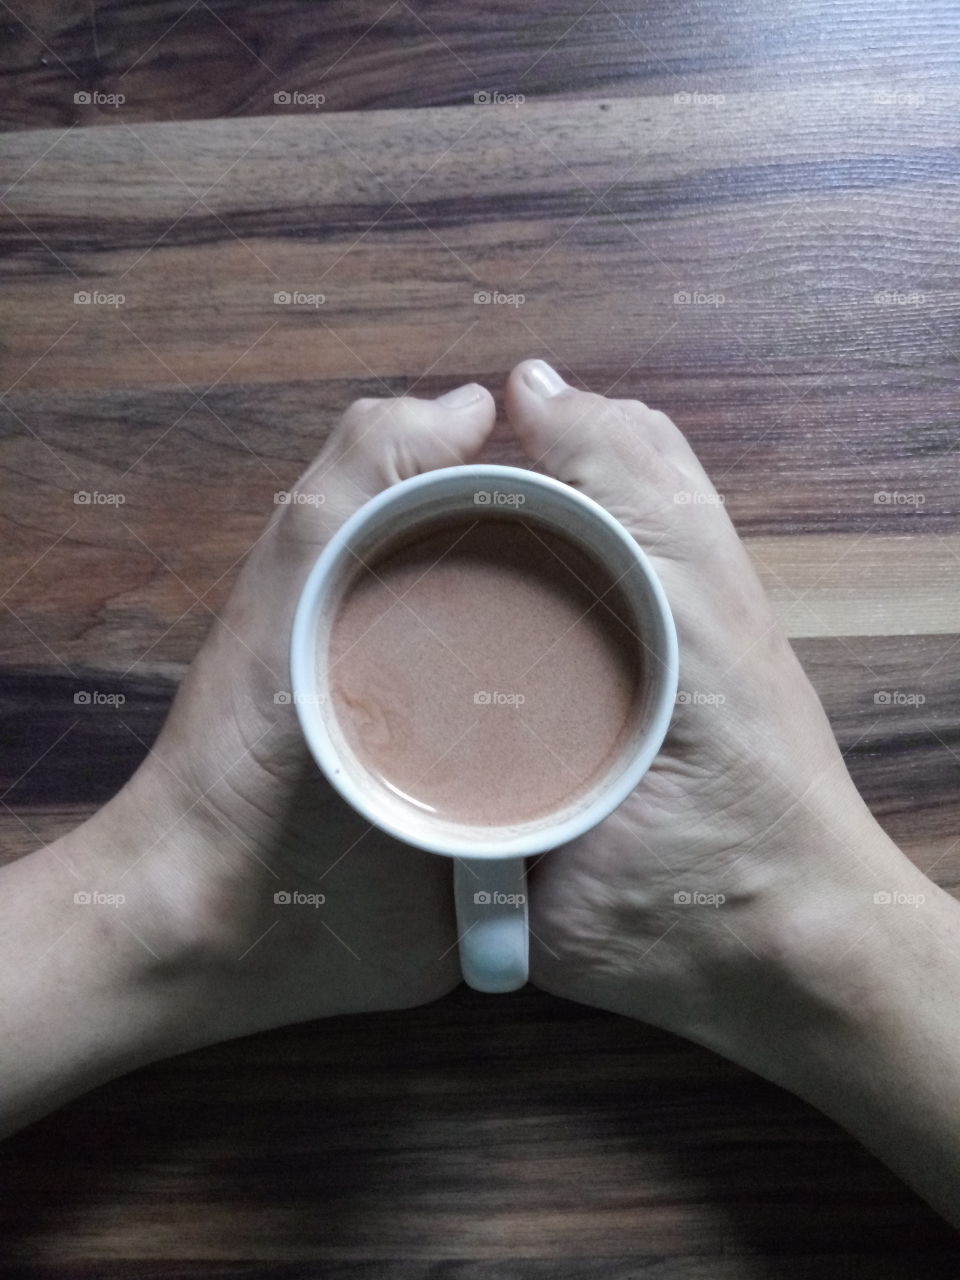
top-left (2, 1), bottom-right (960, 1274)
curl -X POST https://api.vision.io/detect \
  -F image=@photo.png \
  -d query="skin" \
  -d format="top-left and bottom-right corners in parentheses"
top-left (2, 362), bottom-right (959, 1228)
top-left (507, 361), bottom-right (960, 1227)
top-left (3, 384), bottom-right (493, 1131)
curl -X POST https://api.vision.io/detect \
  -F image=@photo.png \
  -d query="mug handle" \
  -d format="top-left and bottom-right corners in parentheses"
top-left (453, 857), bottom-right (529, 993)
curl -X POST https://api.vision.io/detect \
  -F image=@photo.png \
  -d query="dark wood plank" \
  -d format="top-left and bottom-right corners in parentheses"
top-left (0, 989), bottom-right (957, 1271)
top-left (1, 0), bottom-right (958, 130)
top-left (2, 8), bottom-right (960, 1275)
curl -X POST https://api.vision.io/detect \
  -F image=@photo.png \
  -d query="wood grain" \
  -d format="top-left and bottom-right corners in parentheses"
top-left (1, 0), bottom-right (957, 130)
top-left (2, 1), bottom-right (960, 1274)
top-left (0, 990), bottom-right (958, 1274)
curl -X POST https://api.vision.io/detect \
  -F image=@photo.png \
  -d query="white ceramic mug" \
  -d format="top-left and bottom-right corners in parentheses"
top-left (290, 464), bottom-right (678, 994)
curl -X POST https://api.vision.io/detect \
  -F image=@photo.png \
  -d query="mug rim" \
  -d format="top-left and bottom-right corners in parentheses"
top-left (290, 463), bottom-right (679, 859)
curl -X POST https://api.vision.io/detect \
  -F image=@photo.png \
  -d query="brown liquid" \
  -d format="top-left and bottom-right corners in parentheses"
top-left (328, 518), bottom-right (641, 825)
